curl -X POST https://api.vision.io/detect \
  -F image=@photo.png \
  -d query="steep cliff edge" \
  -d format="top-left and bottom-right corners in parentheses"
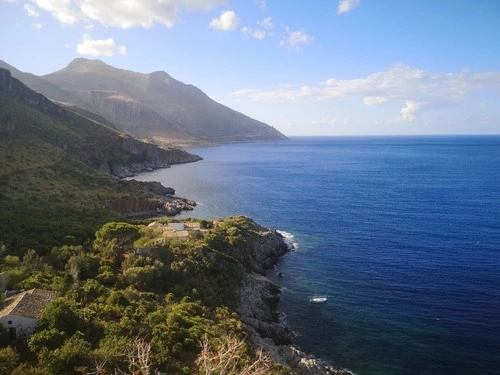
top-left (0, 68), bottom-right (201, 178)
top-left (232, 218), bottom-right (355, 375)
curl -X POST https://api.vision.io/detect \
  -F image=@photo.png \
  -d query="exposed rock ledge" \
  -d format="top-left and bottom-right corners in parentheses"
top-left (108, 180), bottom-right (197, 217)
top-left (237, 226), bottom-right (355, 375)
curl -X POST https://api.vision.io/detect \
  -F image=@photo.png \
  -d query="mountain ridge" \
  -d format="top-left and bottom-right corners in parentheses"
top-left (1, 58), bottom-right (287, 146)
top-left (0, 67), bottom-right (201, 178)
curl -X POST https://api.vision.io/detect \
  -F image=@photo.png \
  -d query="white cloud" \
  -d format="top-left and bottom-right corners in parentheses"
top-left (363, 96), bottom-right (388, 106)
top-left (32, 23), bottom-right (43, 29)
top-left (280, 27), bottom-right (313, 51)
top-left (32, 0), bottom-right (79, 24)
top-left (337, 0), bottom-right (360, 15)
top-left (254, 0), bottom-right (266, 9)
top-left (257, 17), bottom-right (273, 29)
top-left (231, 64), bottom-right (500, 121)
top-left (76, 34), bottom-right (127, 56)
top-left (399, 100), bottom-right (421, 122)
top-left (31, 0), bottom-right (222, 28)
top-left (253, 29), bottom-right (272, 39)
top-left (24, 4), bottom-right (40, 17)
top-left (242, 25), bottom-right (272, 40)
top-left (209, 10), bottom-right (239, 31)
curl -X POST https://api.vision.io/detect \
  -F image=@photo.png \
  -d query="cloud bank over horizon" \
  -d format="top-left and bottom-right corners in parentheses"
top-left (232, 64), bottom-right (500, 122)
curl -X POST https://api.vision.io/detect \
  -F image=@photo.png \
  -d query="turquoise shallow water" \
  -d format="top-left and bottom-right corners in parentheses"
top-left (135, 136), bottom-right (500, 375)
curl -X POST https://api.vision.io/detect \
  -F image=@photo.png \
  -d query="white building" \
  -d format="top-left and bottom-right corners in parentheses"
top-left (0, 288), bottom-right (59, 341)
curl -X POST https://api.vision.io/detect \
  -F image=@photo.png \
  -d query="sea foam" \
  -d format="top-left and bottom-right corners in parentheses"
top-left (277, 230), bottom-right (299, 249)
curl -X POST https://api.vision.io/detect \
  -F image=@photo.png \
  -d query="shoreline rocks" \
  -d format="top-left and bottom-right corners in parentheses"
top-left (237, 227), bottom-right (355, 375)
top-left (108, 180), bottom-right (197, 217)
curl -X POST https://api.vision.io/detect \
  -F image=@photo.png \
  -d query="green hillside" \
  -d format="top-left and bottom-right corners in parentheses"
top-left (0, 69), bottom-right (199, 255)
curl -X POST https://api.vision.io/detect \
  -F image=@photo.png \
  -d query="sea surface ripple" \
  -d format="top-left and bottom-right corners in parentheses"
top-left (135, 136), bottom-right (500, 375)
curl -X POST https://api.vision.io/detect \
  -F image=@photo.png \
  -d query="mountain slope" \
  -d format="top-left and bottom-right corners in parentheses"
top-left (0, 59), bottom-right (83, 106)
top-left (0, 68), bottom-right (200, 253)
top-left (0, 68), bottom-right (201, 178)
top-left (0, 58), bottom-right (287, 145)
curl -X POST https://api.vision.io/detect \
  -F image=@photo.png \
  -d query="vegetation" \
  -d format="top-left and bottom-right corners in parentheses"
top-left (0, 92), bottom-right (184, 255)
top-left (0, 217), bottom-right (288, 374)
top-left (0, 73), bottom-right (289, 374)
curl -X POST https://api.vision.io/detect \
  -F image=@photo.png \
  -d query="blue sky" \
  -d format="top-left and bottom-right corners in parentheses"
top-left (1, 0), bottom-right (500, 136)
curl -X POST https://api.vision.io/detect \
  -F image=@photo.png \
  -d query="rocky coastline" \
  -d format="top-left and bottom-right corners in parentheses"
top-left (105, 180), bottom-right (197, 217)
top-left (237, 223), bottom-right (355, 375)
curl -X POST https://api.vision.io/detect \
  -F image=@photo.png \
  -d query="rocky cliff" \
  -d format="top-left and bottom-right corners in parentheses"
top-left (237, 221), bottom-right (355, 375)
top-left (0, 68), bottom-right (201, 178)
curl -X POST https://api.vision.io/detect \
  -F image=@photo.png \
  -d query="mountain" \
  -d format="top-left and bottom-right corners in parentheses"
top-left (0, 68), bottom-right (201, 178)
top-left (0, 68), bottom-right (200, 252)
top-left (1, 58), bottom-right (287, 146)
top-left (0, 60), bottom-right (82, 106)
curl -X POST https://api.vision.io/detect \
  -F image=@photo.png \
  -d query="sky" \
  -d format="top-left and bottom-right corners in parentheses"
top-left (1, 0), bottom-right (500, 136)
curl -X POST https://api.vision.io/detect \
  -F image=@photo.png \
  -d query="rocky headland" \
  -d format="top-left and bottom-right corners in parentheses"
top-left (237, 220), bottom-right (355, 375)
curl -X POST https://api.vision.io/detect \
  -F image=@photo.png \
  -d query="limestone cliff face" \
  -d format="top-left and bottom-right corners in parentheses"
top-left (0, 68), bottom-right (202, 178)
top-left (236, 225), bottom-right (355, 375)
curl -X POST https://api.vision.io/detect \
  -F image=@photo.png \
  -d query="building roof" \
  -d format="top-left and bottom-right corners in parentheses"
top-left (0, 288), bottom-right (59, 319)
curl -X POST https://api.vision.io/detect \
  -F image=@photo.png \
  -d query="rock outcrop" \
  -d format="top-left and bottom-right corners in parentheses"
top-left (237, 226), bottom-right (355, 375)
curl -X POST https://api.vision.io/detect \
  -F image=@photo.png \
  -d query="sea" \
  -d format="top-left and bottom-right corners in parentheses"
top-left (134, 136), bottom-right (500, 375)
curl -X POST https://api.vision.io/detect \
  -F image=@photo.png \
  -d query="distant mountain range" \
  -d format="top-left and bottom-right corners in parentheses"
top-left (0, 58), bottom-right (287, 146)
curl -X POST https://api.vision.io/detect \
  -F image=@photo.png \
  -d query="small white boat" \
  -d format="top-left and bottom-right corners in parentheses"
top-left (310, 296), bottom-right (328, 303)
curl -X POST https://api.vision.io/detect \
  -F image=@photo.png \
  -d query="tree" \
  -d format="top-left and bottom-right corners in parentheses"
top-left (123, 336), bottom-right (153, 375)
top-left (82, 337), bottom-right (159, 375)
top-left (28, 328), bottom-right (66, 352)
top-left (94, 222), bottom-right (140, 252)
top-left (38, 298), bottom-right (79, 335)
top-left (94, 222), bottom-right (140, 267)
top-left (0, 346), bottom-right (21, 375)
top-left (23, 249), bottom-right (43, 272)
top-left (66, 254), bottom-right (99, 283)
top-left (49, 245), bottom-right (85, 268)
top-left (196, 334), bottom-right (273, 375)
top-left (36, 335), bottom-right (93, 375)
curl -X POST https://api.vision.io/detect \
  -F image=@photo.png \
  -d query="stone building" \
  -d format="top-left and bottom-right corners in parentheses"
top-left (0, 288), bottom-right (59, 341)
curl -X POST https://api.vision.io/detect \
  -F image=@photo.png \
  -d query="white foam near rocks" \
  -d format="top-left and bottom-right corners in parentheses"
top-left (277, 230), bottom-right (299, 250)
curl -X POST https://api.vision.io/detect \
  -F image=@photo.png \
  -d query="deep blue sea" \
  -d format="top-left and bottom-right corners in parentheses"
top-left (135, 136), bottom-right (500, 375)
